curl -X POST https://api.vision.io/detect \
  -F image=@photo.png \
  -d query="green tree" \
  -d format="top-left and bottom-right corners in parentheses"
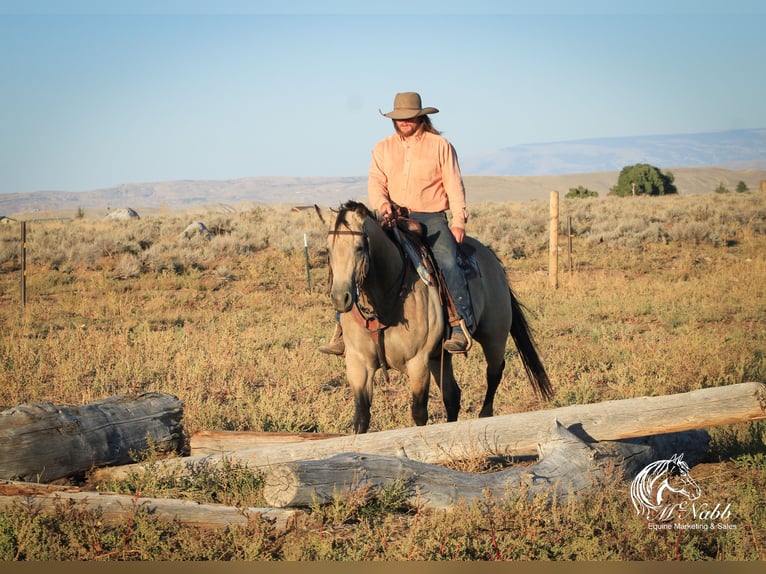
top-left (566, 185), bottom-right (599, 199)
top-left (609, 163), bottom-right (678, 197)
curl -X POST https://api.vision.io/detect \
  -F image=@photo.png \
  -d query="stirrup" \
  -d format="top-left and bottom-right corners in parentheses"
top-left (458, 319), bottom-right (474, 351)
top-left (443, 319), bottom-right (473, 354)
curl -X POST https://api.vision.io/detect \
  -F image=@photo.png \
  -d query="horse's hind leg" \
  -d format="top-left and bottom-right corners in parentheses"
top-left (480, 360), bottom-right (505, 417)
top-left (479, 341), bottom-right (507, 418)
top-left (429, 355), bottom-right (461, 422)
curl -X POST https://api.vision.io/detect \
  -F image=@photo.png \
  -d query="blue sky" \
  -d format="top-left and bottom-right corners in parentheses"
top-left (1, 0), bottom-right (764, 193)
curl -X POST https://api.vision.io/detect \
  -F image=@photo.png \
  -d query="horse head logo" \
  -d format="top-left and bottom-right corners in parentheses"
top-left (630, 453), bottom-right (702, 520)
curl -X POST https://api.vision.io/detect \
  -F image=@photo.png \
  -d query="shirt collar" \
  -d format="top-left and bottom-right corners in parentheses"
top-left (397, 130), bottom-right (425, 144)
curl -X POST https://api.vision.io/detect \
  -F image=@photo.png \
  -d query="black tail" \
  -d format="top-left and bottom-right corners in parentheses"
top-left (509, 288), bottom-right (554, 401)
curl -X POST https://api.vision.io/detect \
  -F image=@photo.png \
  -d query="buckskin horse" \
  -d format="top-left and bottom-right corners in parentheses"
top-left (324, 200), bottom-right (553, 433)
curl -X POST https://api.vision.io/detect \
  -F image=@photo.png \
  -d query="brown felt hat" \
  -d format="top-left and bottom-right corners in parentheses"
top-left (380, 92), bottom-right (439, 119)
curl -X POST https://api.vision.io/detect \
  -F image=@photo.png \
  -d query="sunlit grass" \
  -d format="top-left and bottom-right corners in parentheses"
top-left (0, 191), bottom-right (764, 559)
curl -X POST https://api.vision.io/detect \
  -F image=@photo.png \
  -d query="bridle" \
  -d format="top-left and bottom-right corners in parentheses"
top-left (327, 223), bottom-right (409, 310)
top-left (327, 227), bottom-right (369, 289)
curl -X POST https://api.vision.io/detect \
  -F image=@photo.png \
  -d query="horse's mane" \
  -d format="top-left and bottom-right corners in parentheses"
top-left (334, 201), bottom-right (375, 233)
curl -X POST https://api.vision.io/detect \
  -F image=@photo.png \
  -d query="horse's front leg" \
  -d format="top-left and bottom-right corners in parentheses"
top-left (346, 356), bottom-right (376, 434)
top-left (407, 360), bottom-right (433, 426)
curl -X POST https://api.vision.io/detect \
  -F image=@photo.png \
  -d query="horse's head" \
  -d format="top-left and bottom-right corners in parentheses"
top-left (664, 453), bottom-right (702, 501)
top-left (326, 201), bottom-right (375, 313)
top-left (631, 453), bottom-right (702, 517)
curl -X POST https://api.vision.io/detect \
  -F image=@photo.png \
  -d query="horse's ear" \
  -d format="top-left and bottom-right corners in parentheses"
top-left (314, 204), bottom-right (326, 225)
top-left (671, 453), bottom-right (684, 463)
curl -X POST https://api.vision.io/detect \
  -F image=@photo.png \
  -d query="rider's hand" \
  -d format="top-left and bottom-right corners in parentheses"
top-left (451, 226), bottom-right (465, 244)
top-left (380, 201), bottom-right (393, 221)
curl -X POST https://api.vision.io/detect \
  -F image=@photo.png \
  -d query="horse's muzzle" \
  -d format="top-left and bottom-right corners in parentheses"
top-left (330, 284), bottom-right (354, 313)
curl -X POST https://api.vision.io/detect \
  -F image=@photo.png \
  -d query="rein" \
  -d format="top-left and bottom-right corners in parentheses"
top-left (327, 223), bottom-right (410, 307)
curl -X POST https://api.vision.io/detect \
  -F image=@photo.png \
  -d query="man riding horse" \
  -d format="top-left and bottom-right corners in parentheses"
top-left (320, 91), bottom-right (474, 355)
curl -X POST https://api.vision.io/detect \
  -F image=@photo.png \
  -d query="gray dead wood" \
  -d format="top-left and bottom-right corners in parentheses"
top-left (0, 393), bottom-right (184, 483)
top-left (0, 479), bottom-right (302, 531)
top-left (190, 430), bottom-right (345, 456)
top-left (262, 420), bottom-right (710, 509)
top-left (89, 382), bottom-right (765, 484)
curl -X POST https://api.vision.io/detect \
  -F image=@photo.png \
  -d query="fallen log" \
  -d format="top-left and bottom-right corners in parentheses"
top-left (0, 480), bottom-right (303, 531)
top-left (90, 382), bottom-right (765, 483)
top-left (190, 430), bottom-right (345, 456)
top-left (0, 393), bottom-right (184, 483)
top-left (262, 422), bottom-right (710, 509)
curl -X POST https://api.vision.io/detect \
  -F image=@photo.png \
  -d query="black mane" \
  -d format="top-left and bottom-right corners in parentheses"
top-left (334, 200), bottom-right (374, 233)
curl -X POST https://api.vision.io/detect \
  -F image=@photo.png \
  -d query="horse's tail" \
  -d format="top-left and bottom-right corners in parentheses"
top-left (509, 288), bottom-right (554, 401)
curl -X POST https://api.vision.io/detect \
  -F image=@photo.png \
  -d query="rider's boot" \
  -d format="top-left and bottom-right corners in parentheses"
top-left (318, 323), bottom-right (345, 356)
top-left (443, 324), bottom-right (469, 354)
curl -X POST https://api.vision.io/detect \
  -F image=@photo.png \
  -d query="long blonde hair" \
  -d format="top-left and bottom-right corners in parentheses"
top-left (392, 116), bottom-right (441, 136)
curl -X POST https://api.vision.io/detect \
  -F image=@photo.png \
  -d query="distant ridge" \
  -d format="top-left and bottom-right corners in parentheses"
top-left (2, 129), bottom-right (765, 217)
top-left (0, 177), bottom-right (368, 218)
top-left (3, 166), bottom-right (765, 220)
top-left (461, 128), bottom-right (766, 176)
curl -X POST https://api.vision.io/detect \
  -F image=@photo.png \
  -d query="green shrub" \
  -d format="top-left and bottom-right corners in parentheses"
top-left (715, 182), bottom-right (730, 194)
top-left (736, 180), bottom-right (749, 193)
top-left (609, 163), bottom-right (678, 196)
top-left (566, 185), bottom-right (599, 199)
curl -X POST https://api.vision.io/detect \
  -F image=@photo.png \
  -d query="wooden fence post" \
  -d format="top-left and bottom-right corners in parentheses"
top-left (549, 191), bottom-right (559, 289)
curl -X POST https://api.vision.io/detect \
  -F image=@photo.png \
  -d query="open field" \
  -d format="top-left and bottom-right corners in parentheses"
top-left (0, 191), bottom-right (764, 560)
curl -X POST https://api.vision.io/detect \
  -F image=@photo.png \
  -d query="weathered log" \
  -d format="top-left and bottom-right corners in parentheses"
top-left (0, 479), bottom-right (303, 531)
top-left (190, 430), bottom-right (345, 456)
top-left (0, 393), bottom-right (184, 483)
top-left (90, 382), bottom-right (765, 484)
top-left (262, 421), bottom-right (710, 509)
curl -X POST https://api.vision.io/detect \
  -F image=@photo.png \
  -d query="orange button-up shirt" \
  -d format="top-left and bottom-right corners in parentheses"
top-left (368, 130), bottom-right (467, 229)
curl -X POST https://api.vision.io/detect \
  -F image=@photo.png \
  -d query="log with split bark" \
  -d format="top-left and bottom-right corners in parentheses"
top-left (262, 420), bottom-right (711, 509)
top-left (190, 430), bottom-right (345, 456)
top-left (0, 393), bottom-right (184, 483)
top-left (90, 382), bottom-right (766, 483)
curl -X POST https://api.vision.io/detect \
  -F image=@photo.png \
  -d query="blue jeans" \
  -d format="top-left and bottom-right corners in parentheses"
top-left (409, 211), bottom-right (475, 333)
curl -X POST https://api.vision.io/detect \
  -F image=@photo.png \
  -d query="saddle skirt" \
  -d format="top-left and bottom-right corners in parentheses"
top-left (390, 217), bottom-right (481, 286)
top-left (388, 217), bottom-right (480, 330)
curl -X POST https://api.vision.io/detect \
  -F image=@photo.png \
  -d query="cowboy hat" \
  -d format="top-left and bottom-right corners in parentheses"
top-left (380, 92), bottom-right (439, 119)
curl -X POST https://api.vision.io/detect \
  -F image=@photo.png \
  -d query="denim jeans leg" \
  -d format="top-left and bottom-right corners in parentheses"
top-left (410, 212), bottom-right (475, 333)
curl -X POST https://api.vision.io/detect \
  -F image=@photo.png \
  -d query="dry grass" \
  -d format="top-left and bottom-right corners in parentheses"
top-left (0, 191), bottom-right (764, 560)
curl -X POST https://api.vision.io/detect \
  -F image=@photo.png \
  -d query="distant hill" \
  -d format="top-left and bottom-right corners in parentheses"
top-left (3, 166), bottom-right (764, 221)
top-left (1, 128), bottom-right (764, 218)
top-left (460, 128), bottom-right (766, 175)
top-left (0, 177), bottom-right (370, 219)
